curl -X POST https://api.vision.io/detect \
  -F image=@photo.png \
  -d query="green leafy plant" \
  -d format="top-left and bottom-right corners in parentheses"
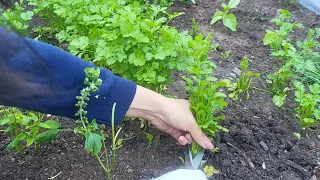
top-left (29, 0), bottom-right (200, 92)
top-left (0, 0), bottom-right (34, 35)
top-left (74, 67), bottom-right (123, 179)
top-left (203, 165), bottom-right (220, 177)
top-left (228, 56), bottom-right (260, 100)
top-left (293, 81), bottom-right (320, 129)
top-left (263, 9), bottom-right (320, 108)
top-left (0, 108), bottom-right (62, 157)
top-left (263, 9), bottom-right (303, 54)
top-left (210, 0), bottom-right (240, 31)
top-left (144, 132), bottom-right (153, 146)
top-left (182, 33), bottom-right (229, 158)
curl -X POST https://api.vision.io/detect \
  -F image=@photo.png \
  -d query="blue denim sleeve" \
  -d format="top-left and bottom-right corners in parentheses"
top-left (0, 26), bottom-right (137, 126)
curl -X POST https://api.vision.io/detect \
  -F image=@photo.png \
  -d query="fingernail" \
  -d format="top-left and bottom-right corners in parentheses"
top-left (205, 141), bottom-right (213, 149)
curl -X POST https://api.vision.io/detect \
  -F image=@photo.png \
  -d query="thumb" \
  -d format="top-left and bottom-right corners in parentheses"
top-left (188, 124), bottom-right (213, 149)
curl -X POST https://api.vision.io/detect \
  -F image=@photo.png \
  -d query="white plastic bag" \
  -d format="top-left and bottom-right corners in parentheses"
top-left (299, 0), bottom-right (320, 15)
top-left (152, 169), bottom-right (208, 180)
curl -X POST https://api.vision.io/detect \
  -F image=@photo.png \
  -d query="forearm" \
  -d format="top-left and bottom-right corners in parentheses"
top-left (1, 27), bottom-right (136, 126)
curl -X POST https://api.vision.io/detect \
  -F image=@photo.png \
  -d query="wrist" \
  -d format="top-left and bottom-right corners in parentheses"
top-left (125, 85), bottom-right (166, 121)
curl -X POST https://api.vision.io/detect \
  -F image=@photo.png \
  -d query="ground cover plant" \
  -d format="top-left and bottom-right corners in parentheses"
top-left (0, 0), bottom-right (320, 179)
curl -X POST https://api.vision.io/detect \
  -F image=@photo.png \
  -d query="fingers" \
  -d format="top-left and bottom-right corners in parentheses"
top-left (188, 124), bottom-right (213, 149)
top-left (185, 133), bottom-right (193, 144)
top-left (177, 136), bottom-right (188, 145)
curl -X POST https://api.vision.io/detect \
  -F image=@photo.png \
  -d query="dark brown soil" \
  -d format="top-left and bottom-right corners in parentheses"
top-left (1, 0), bottom-right (320, 180)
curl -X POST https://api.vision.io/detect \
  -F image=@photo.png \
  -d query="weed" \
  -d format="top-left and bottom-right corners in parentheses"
top-left (74, 67), bottom-right (123, 179)
top-left (228, 56), bottom-right (260, 101)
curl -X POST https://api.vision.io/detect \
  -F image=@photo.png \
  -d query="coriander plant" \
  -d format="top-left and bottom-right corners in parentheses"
top-left (0, 0), bottom-right (34, 35)
top-left (29, 0), bottom-right (197, 92)
top-left (293, 81), bottom-right (320, 129)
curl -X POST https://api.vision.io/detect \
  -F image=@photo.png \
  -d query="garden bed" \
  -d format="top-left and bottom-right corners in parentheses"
top-left (0, 0), bottom-right (320, 179)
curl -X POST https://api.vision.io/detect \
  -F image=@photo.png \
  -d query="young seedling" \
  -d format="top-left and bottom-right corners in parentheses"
top-left (293, 81), bottom-right (320, 129)
top-left (0, 108), bottom-right (62, 157)
top-left (228, 56), bottom-right (260, 101)
top-left (74, 67), bottom-right (123, 179)
top-left (203, 165), bottom-right (220, 177)
top-left (210, 0), bottom-right (240, 31)
top-left (182, 33), bottom-right (229, 158)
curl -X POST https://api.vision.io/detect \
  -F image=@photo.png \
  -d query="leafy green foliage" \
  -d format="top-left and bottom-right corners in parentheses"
top-left (0, 0), bottom-right (34, 35)
top-left (210, 0), bottom-right (240, 31)
top-left (203, 165), bottom-right (220, 177)
top-left (293, 81), bottom-right (320, 129)
top-left (263, 9), bottom-right (319, 107)
top-left (29, 0), bottom-right (202, 92)
top-left (144, 132), bottom-right (153, 146)
top-left (263, 9), bottom-right (303, 52)
top-left (263, 9), bottom-right (320, 130)
top-left (0, 108), bottom-right (61, 156)
top-left (228, 56), bottom-right (260, 101)
top-left (182, 34), bottom-right (229, 157)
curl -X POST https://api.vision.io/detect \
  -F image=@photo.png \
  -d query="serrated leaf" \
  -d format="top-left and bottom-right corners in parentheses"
top-left (223, 14), bottom-right (237, 31)
top-left (273, 95), bottom-right (286, 107)
top-left (85, 132), bottom-right (102, 156)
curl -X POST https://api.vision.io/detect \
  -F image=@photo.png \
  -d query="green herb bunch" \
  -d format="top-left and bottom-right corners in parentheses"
top-left (210, 0), bottom-right (240, 31)
top-left (74, 67), bottom-right (123, 179)
top-left (0, 108), bottom-right (62, 157)
top-left (228, 56), bottom-right (260, 101)
top-left (182, 34), bottom-right (229, 157)
top-left (0, 0), bottom-right (34, 35)
top-left (29, 0), bottom-right (199, 92)
top-left (293, 81), bottom-right (320, 129)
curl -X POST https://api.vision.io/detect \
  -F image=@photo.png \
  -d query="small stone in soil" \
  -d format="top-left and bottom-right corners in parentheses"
top-left (127, 168), bottom-right (133, 173)
top-left (240, 160), bottom-right (247, 166)
top-left (262, 162), bottom-right (266, 169)
top-left (232, 67), bottom-right (241, 76)
top-left (230, 72), bottom-right (237, 78)
top-left (222, 159), bottom-right (231, 167)
top-left (309, 142), bottom-right (316, 150)
top-left (259, 141), bottom-right (269, 151)
top-left (317, 135), bottom-right (320, 140)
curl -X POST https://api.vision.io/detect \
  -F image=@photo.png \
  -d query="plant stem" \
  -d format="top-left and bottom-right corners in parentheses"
top-left (95, 155), bottom-right (111, 179)
top-left (111, 103), bottom-right (116, 170)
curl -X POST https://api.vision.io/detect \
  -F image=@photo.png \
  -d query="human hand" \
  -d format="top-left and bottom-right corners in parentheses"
top-left (125, 85), bottom-right (214, 150)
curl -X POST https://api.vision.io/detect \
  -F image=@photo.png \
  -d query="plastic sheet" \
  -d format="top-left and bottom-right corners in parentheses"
top-left (299, 0), bottom-right (320, 15)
